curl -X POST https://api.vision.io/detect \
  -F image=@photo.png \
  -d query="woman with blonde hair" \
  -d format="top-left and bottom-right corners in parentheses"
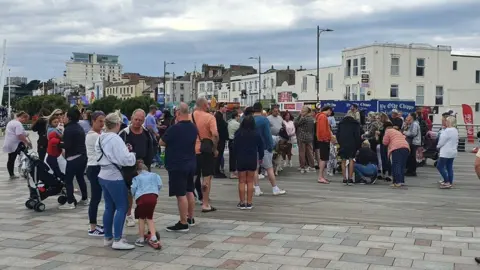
top-left (436, 116), bottom-right (458, 189)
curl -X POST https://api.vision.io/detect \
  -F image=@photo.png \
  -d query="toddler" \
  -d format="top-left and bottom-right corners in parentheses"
top-left (46, 116), bottom-right (64, 178)
top-left (327, 135), bottom-right (338, 176)
top-left (131, 160), bottom-right (163, 248)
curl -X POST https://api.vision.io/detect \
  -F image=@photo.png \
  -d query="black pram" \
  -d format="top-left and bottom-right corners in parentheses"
top-left (16, 143), bottom-right (67, 212)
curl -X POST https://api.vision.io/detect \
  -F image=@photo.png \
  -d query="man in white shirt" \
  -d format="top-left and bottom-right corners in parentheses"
top-left (267, 106), bottom-right (283, 136)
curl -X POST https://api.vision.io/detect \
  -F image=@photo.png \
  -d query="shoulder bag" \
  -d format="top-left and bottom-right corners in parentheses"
top-left (191, 111), bottom-right (214, 154)
top-left (97, 137), bottom-right (136, 188)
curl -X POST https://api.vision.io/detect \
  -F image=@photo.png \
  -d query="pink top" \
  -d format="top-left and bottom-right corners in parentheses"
top-left (383, 128), bottom-right (410, 157)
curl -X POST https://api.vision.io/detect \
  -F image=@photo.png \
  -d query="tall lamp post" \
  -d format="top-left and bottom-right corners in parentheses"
top-left (316, 27), bottom-right (333, 103)
top-left (162, 61), bottom-right (175, 99)
top-left (249, 56), bottom-right (261, 102)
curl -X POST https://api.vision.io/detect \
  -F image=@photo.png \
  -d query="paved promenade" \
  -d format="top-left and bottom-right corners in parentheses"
top-left (0, 134), bottom-right (479, 269)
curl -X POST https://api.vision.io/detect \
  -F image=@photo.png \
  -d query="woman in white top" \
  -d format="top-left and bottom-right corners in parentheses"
top-left (2, 111), bottom-right (31, 179)
top-left (85, 111), bottom-right (105, 237)
top-left (436, 116), bottom-right (458, 189)
top-left (95, 113), bottom-right (136, 250)
top-left (282, 111), bottom-right (296, 167)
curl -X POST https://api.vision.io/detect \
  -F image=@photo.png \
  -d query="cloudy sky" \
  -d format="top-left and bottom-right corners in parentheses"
top-left (1, 0), bottom-right (479, 81)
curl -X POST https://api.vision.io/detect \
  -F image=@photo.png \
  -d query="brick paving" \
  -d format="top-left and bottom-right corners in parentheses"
top-left (0, 135), bottom-right (479, 269)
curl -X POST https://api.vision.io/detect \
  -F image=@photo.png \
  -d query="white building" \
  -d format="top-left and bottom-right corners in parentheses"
top-left (65, 52), bottom-right (122, 88)
top-left (341, 43), bottom-right (480, 124)
top-left (162, 77), bottom-right (193, 103)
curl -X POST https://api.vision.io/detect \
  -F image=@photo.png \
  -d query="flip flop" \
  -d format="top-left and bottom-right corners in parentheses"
top-left (202, 206), bottom-right (217, 213)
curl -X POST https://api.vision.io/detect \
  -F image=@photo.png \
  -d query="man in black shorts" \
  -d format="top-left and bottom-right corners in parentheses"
top-left (315, 106), bottom-right (333, 184)
top-left (336, 111), bottom-right (362, 185)
top-left (160, 103), bottom-right (198, 232)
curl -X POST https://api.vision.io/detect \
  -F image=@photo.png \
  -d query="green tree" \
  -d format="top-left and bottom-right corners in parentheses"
top-left (89, 96), bottom-right (122, 114)
top-left (15, 95), bottom-right (69, 116)
top-left (119, 96), bottom-right (157, 118)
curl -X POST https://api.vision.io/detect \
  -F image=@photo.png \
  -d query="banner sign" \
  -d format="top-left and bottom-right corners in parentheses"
top-left (278, 92), bottom-right (292, 102)
top-left (377, 100), bottom-right (415, 116)
top-left (461, 104), bottom-right (475, 143)
top-left (319, 100), bottom-right (377, 114)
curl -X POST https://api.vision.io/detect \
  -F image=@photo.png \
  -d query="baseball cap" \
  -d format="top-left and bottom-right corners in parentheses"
top-left (391, 109), bottom-right (399, 114)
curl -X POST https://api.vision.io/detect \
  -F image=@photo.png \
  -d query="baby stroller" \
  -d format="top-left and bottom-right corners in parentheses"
top-left (419, 131), bottom-right (439, 166)
top-left (16, 143), bottom-right (67, 212)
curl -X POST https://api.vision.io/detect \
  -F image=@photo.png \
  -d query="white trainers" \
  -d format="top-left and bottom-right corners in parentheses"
top-left (112, 239), bottom-right (135, 250)
top-left (283, 160), bottom-right (288, 167)
top-left (104, 238), bottom-right (113, 247)
top-left (273, 188), bottom-right (287, 196)
top-left (307, 167), bottom-right (316, 173)
top-left (258, 174), bottom-right (265, 180)
top-left (125, 215), bottom-right (136, 227)
top-left (58, 203), bottom-right (75, 210)
top-left (288, 160), bottom-right (292, 167)
top-left (300, 169), bottom-right (306, 174)
top-left (254, 187), bottom-right (264, 196)
top-left (79, 198), bottom-right (90, 206)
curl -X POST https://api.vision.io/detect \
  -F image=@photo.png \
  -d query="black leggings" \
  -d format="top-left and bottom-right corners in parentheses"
top-left (194, 174), bottom-right (203, 201)
top-left (7, 152), bottom-right (18, 177)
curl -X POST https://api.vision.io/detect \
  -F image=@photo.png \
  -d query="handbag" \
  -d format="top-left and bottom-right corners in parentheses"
top-left (97, 138), bottom-right (136, 188)
top-left (191, 111), bottom-right (214, 154)
top-left (278, 125), bottom-right (289, 141)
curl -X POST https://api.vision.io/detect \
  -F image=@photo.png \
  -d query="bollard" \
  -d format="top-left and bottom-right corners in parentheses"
top-left (458, 138), bottom-right (466, 152)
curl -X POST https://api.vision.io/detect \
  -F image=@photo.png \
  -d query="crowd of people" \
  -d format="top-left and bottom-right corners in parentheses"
top-left (0, 98), bottom-right (464, 251)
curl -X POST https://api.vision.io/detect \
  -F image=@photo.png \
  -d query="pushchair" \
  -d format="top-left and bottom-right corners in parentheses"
top-left (16, 143), bottom-right (67, 212)
top-left (419, 131), bottom-right (439, 166)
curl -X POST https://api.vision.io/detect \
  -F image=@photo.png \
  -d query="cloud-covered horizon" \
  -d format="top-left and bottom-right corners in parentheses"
top-left (1, 0), bottom-right (479, 81)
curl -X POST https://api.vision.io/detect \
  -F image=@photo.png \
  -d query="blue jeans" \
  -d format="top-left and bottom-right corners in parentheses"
top-left (86, 166), bottom-right (102, 225)
top-left (64, 155), bottom-right (88, 204)
top-left (99, 178), bottom-right (128, 241)
top-left (436, 157), bottom-right (454, 184)
top-left (391, 148), bottom-right (409, 184)
top-left (354, 163), bottom-right (378, 178)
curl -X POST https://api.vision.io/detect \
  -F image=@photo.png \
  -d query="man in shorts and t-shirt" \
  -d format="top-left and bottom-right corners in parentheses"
top-left (191, 98), bottom-right (219, 213)
top-left (252, 102), bottom-right (286, 196)
top-left (161, 103), bottom-right (197, 232)
top-left (316, 106), bottom-right (333, 184)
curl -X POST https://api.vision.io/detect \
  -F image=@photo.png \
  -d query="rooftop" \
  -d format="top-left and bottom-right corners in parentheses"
top-left (343, 42), bottom-right (453, 52)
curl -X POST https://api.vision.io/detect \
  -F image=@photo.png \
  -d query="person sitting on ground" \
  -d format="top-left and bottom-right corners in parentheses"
top-left (354, 140), bottom-right (378, 184)
top-left (132, 160), bottom-right (163, 248)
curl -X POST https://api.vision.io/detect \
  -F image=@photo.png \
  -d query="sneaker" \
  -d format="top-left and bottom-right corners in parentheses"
top-left (307, 167), bottom-right (316, 172)
top-left (104, 238), bottom-right (113, 247)
top-left (112, 239), bottom-right (135, 250)
top-left (343, 179), bottom-right (348, 185)
top-left (125, 215), bottom-right (136, 227)
top-left (245, 203), bottom-right (253, 210)
top-left (9, 175), bottom-right (19, 180)
top-left (166, 222), bottom-right (189, 232)
top-left (58, 203), bottom-right (75, 210)
top-left (288, 161), bottom-right (292, 167)
top-left (135, 238), bottom-right (145, 247)
top-left (297, 167), bottom-right (302, 171)
top-left (196, 198), bottom-right (203, 205)
top-left (254, 187), bottom-right (263, 196)
top-left (385, 177), bottom-right (392, 182)
top-left (187, 218), bottom-right (196, 227)
top-left (300, 169), bottom-right (306, 174)
top-left (258, 174), bottom-right (265, 179)
top-left (230, 173), bottom-right (238, 179)
top-left (440, 183), bottom-right (452, 189)
top-left (273, 187), bottom-right (286, 196)
top-left (438, 180), bottom-right (445, 184)
top-left (390, 183), bottom-right (402, 188)
top-left (283, 160), bottom-right (288, 167)
top-left (348, 179), bottom-right (354, 185)
top-left (79, 198), bottom-right (90, 206)
top-left (88, 226), bottom-right (104, 237)
top-left (237, 202), bottom-right (246, 210)
top-left (327, 172), bottom-right (334, 177)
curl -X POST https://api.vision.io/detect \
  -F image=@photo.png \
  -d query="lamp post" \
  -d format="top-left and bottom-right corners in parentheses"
top-left (316, 27), bottom-right (333, 103)
top-left (249, 56), bottom-right (261, 102)
top-left (162, 61), bottom-right (175, 99)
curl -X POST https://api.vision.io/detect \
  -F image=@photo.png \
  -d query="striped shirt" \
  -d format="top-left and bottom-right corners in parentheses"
top-left (382, 128), bottom-right (410, 157)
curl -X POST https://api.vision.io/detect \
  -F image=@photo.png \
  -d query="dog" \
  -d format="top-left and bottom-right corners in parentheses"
top-left (273, 138), bottom-right (290, 176)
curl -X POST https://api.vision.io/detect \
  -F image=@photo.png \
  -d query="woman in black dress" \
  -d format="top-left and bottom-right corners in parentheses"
top-left (233, 115), bottom-right (264, 210)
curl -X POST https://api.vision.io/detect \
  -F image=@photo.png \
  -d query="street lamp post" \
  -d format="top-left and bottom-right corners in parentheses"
top-left (316, 27), bottom-right (333, 103)
top-left (249, 56), bottom-right (261, 102)
top-left (162, 61), bottom-right (175, 100)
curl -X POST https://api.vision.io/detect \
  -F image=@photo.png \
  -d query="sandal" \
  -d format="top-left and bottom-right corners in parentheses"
top-left (202, 206), bottom-right (217, 213)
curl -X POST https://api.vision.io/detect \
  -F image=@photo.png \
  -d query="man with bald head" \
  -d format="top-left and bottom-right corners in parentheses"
top-left (118, 108), bottom-right (155, 227)
top-left (161, 102), bottom-right (198, 232)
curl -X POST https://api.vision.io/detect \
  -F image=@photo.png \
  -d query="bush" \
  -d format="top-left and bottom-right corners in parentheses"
top-left (15, 95), bottom-right (69, 116)
top-left (119, 96), bottom-right (157, 118)
top-left (89, 96), bottom-right (122, 114)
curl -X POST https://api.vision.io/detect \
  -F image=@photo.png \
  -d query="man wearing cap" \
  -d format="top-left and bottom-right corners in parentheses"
top-left (390, 109), bottom-right (403, 130)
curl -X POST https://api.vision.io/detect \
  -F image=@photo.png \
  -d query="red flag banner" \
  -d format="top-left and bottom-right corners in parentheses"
top-left (461, 104), bottom-right (475, 143)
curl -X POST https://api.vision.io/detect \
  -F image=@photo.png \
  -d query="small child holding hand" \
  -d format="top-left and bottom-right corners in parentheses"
top-left (131, 160), bottom-right (163, 248)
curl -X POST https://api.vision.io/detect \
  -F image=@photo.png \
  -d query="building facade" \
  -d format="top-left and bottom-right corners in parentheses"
top-left (6, 76), bottom-right (27, 86)
top-left (105, 79), bottom-right (148, 100)
top-left (65, 52), bottom-right (122, 88)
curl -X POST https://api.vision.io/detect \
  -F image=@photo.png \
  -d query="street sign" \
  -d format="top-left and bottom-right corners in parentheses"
top-left (361, 73), bottom-right (369, 83)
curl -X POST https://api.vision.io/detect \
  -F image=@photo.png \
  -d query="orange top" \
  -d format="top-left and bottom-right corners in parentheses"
top-left (316, 112), bottom-right (331, 142)
top-left (382, 128), bottom-right (410, 157)
top-left (191, 110), bottom-right (218, 154)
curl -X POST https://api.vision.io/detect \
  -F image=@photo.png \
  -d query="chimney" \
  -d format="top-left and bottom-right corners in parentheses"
top-left (300, 65), bottom-right (303, 70)
top-left (271, 65), bottom-right (274, 70)
top-left (287, 66), bottom-right (290, 70)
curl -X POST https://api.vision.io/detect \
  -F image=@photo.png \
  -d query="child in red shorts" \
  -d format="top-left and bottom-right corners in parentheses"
top-left (131, 160), bottom-right (163, 248)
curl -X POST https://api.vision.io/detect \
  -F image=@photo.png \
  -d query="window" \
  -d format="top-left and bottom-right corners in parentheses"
top-left (416, 58), bottom-right (425, 76)
top-left (435, 86), bottom-right (444, 105)
top-left (453, 61), bottom-right (457, 71)
top-left (345, 59), bottom-right (351, 77)
top-left (326, 73), bottom-right (333, 90)
top-left (302, 76), bottom-right (307, 92)
top-left (391, 57), bottom-right (400, 76)
top-left (353, 59), bottom-right (358, 76)
top-left (180, 94), bottom-right (184, 102)
top-left (359, 87), bottom-right (365, 101)
top-left (416, 85), bottom-right (424, 105)
top-left (390, 84), bottom-right (399, 98)
top-left (351, 85), bottom-right (358, 100)
top-left (200, 83), bottom-right (205, 92)
top-left (207, 82), bottom-right (213, 92)
top-left (180, 83), bottom-right (184, 90)
top-left (345, 85), bottom-right (351, 100)
top-left (249, 81), bottom-right (253, 90)
top-left (476, 70), bottom-right (480, 84)
top-left (360, 57), bottom-right (366, 70)
top-left (263, 79), bottom-right (266, 89)
top-left (232, 83), bottom-right (236, 91)
top-left (255, 81), bottom-right (258, 90)
top-left (270, 78), bottom-right (274, 88)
